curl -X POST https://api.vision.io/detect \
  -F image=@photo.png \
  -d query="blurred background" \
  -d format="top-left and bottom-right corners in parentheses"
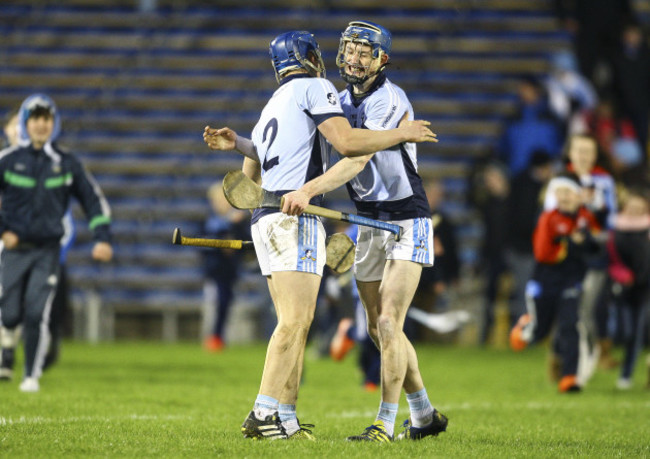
top-left (1, 0), bottom-right (649, 350)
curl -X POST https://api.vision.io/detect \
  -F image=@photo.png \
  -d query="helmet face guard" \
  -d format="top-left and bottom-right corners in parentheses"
top-left (336, 21), bottom-right (392, 85)
top-left (269, 31), bottom-right (326, 84)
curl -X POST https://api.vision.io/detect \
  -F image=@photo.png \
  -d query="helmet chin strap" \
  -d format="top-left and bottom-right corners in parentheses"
top-left (340, 64), bottom-right (386, 91)
top-left (340, 67), bottom-right (372, 85)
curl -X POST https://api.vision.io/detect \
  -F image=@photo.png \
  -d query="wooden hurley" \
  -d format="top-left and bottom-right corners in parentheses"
top-left (222, 170), bottom-right (403, 240)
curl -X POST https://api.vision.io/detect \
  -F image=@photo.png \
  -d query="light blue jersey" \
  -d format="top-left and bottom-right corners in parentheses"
top-left (251, 74), bottom-right (344, 193)
top-left (336, 74), bottom-right (430, 220)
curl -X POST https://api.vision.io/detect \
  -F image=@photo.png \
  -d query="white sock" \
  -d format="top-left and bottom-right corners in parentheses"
top-left (278, 403), bottom-right (299, 435)
top-left (406, 388), bottom-right (434, 428)
top-left (253, 394), bottom-right (278, 420)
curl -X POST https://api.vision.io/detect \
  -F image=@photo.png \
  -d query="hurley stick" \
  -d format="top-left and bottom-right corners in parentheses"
top-left (172, 228), bottom-right (254, 249)
top-left (222, 170), bottom-right (403, 240)
top-left (172, 228), bottom-right (356, 274)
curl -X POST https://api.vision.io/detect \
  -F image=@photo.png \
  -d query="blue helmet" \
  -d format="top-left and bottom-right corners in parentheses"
top-left (336, 20), bottom-right (392, 85)
top-left (269, 31), bottom-right (326, 84)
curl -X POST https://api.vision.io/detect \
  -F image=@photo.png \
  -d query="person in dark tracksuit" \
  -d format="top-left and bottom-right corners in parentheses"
top-left (201, 181), bottom-right (249, 352)
top-left (0, 94), bottom-right (113, 392)
top-left (510, 172), bottom-right (601, 393)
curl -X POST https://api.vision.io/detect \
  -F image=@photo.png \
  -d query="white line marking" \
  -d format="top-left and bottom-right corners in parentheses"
top-left (331, 401), bottom-right (650, 419)
top-left (0, 414), bottom-right (192, 426)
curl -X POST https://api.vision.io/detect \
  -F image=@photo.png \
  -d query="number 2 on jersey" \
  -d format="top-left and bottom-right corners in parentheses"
top-left (262, 117), bottom-right (279, 171)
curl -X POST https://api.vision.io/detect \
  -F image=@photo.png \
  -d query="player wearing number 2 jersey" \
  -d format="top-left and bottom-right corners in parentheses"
top-left (203, 30), bottom-right (437, 440)
top-left (282, 21), bottom-right (448, 442)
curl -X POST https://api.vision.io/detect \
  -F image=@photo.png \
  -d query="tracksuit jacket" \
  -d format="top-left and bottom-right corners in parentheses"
top-left (0, 142), bottom-right (111, 246)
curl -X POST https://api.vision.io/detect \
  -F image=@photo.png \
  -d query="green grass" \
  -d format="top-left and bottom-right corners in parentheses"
top-left (1, 341), bottom-right (648, 457)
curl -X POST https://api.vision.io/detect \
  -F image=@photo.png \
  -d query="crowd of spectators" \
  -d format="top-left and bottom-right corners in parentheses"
top-left (469, 0), bottom-right (649, 389)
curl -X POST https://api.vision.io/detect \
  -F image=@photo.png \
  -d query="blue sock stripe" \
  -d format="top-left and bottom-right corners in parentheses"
top-left (297, 215), bottom-right (318, 273)
top-left (411, 217), bottom-right (431, 264)
top-left (411, 217), bottom-right (418, 263)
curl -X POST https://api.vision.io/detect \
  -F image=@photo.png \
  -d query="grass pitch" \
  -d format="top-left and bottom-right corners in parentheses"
top-left (1, 341), bottom-right (648, 457)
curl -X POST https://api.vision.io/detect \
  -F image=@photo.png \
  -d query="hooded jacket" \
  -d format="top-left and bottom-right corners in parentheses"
top-left (0, 94), bottom-right (111, 245)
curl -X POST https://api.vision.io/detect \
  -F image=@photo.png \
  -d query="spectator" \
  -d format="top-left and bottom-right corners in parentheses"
top-left (588, 98), bottom-right (643, 179)
top-left (201, 181), bottom-right (249, 352)
top-left (498, 76), bottom-right (563, 176)
top-left (510, 172), bottom-right (601, 393)
top-left (0, 94), bottom-right (113, 392)
top-left (546, 135), bottom-right (617, 227)
top-left (554, 0), bottom-right (635, 88)
top-left (415, 179), bottom-right (460, 321)
top-left (506, 151), bottom-right (555, 326)
top-left (0, 109), bottom-right (21, 373)
top-left (3, 108), bottom-right (77, 372)
top-left (545, 49), bottom-right (598, 135)
top-left (470, 161), bottom-right (511, 345)
top-left (2, 109), bottom-right (19, 148)
top-left (612, 21), bottom-right (650, 166)
top-left (545, 134), bottom-right (617, 378)
top-left (607, 189), bottom-right (650, 390)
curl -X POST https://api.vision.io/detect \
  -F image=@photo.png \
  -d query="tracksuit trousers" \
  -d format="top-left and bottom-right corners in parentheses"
top-left (527, 283), bottom-right (581, 378)
top-left (0, 245), bottom-right (60, 379)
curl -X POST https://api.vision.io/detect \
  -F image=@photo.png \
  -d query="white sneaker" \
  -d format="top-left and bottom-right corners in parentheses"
top-left (616, 377), bottom-right (632, 390)
top-left (19, 377), bottom-right (40, 392)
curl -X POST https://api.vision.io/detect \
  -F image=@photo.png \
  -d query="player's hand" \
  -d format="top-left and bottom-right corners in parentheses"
top-left (203, 125), bottom-right (237, 151)
top-left (92, 242), bottom-right (113, 262)
top-left (399, 119), bottom-right (438, 143)
top-left (281, 190), bottom-right (310, 216)
top-left (1, 231), bottom-right (19, 250)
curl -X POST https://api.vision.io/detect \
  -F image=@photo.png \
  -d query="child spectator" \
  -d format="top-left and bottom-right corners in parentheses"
top-left (510, 172), bottom-right (601, 393)
top-left (607, 189), bottom-right (650, 389)
top-left (545, 134), bottom-right (617, 375)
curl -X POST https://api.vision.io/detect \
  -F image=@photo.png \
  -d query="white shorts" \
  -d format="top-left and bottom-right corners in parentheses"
top-left (354, 217), bottom-right (434, 282)
top-left (251, 212), bottom-right (326, 277)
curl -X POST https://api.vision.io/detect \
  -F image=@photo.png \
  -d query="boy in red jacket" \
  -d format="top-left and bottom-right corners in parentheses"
top-left (510, 172), bottom-right (601, 392)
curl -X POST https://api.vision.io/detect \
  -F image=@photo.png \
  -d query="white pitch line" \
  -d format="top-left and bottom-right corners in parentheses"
top-left (2, 400), bottom-right (648, 426)
top-left (331, 400), bottom-right (650, 419)
top-left (0, 414), bottom-right (193, 426)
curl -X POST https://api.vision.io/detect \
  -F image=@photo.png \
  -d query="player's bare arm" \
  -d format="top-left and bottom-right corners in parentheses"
top-left (242, 157), bottom-right (262, 184)
top-left (203, 125), bottom-right (258, 161)
top-left (317, 116), bottom-right (437, 158)
top-left (282, 154), bottom-right (372, 216)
